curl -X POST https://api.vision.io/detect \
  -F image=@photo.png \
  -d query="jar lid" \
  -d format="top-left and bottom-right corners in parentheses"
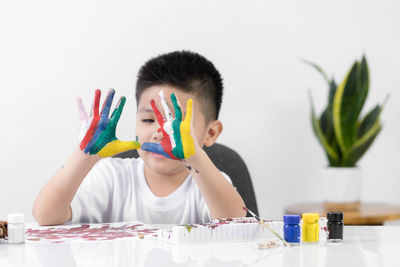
top-left (8, 213), bottom-right (25, 224)
top-left (283, 214), bottom-right (300, 224)
top-left (327, 212), bottom-right (343, 221)
top-left (302, 213), bottom-right (319, 223)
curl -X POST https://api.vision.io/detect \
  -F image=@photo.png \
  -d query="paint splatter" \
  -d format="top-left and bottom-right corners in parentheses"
top-left (258, 240), bottom-right (279, 249)
top-left (184, 164), bottom-right (199, 174)
top-left (184, 225), bottom-right (197, 233)
top-left (185, 164), bottom-right (192, 171)
top-left (25, 223), bottom-right (159, 244)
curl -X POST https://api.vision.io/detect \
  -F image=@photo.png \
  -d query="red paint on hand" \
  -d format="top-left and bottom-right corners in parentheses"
top-left (150, 99), bottom-right (178, 159)
top-left (80, 90), bottom-right (101, 150)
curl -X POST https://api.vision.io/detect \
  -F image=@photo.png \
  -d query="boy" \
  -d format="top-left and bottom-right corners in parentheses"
top-left (33, 51), bottom-right (246, 225)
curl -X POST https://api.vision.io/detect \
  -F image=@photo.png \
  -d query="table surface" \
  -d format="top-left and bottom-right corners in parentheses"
top-left (285, 202), bottom-right (400, 225)
top-left (1, 226), bottom-right (400, 267)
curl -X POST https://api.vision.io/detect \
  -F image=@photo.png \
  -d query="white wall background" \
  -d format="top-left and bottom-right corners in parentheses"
top-left (1, 0), bottom-right (399, 222)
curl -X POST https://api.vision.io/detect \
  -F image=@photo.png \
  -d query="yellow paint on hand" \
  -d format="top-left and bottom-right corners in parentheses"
top-left (98, 140), bottom-right (141, 157)
top-left (180, 99), bottom-right (195, 158)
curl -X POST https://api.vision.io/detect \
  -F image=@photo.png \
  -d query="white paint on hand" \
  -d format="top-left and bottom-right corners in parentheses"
top-left (159, 90), bottom-right (176, 148)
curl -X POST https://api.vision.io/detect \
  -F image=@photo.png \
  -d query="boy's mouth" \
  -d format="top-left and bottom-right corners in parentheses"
top-left (150, 152), bottom-right (164, 159)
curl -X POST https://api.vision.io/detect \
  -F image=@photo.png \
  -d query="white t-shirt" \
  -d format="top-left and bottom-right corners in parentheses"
top-left (71, 157), bottom-right (233, 224)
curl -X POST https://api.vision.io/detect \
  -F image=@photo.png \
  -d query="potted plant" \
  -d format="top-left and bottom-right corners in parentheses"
top-left (305, 55), bottom-right (387, 210)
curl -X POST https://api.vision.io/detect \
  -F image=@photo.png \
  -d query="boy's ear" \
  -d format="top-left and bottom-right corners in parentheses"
top-left (204, 120), bottom-right (223, 147)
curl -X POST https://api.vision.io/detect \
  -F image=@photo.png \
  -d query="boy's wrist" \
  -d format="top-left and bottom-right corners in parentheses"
top-left (184, 147), bottom-right (206, 167)
top-left (72, 146), bottom-right (102, 165)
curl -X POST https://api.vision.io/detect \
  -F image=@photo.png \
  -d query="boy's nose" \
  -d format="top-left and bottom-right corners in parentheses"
top-left (151, 129), bottom-right (163, 142)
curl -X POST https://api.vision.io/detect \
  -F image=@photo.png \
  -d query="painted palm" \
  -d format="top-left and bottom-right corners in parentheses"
top-left (306, 55), bottom-right (386, 167)
top-left (77, 89), bottom-right (141, 157)
top-left (141, 91), bottom-right (196, 160)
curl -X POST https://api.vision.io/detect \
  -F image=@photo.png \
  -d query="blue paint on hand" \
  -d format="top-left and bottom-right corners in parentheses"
top-left (141, 142), bottom-right (171, 159)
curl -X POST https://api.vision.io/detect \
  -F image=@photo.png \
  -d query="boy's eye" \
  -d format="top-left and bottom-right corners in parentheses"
top-left (142, 119), bottom-right (155, 123)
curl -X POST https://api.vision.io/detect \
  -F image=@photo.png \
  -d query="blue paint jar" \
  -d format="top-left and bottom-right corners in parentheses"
top-left (283, 215), bottom-right (301, 244)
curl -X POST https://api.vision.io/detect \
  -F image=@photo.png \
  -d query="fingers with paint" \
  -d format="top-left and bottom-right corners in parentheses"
top-left (77, 90), bottom-right (101, 150)
top-left (171, 93), bottom-right (184, 159)
top-left (150, 97), bottom-right (177, 159)
top-left (141, 91), bottom-right (195, 159)
top-left (76, 89), bottom-right (141, 157)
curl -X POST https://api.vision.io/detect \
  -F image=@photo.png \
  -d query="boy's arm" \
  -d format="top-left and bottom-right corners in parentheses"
top-left (33, 89), bottom-right (140, 226)
top-left (185, 148), bottom-right (247, 219)
top-left (32, 148), bottom-right (101, 225)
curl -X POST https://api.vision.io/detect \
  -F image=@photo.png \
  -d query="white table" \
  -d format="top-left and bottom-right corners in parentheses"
top-left (0, 226), bottom-right (399, 267)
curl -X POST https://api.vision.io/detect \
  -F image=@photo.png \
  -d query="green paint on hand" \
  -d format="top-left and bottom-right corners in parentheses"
top-left (91, 97), bottom-right (126, 154)
top-left (171, 93), bottom-right (184, 159)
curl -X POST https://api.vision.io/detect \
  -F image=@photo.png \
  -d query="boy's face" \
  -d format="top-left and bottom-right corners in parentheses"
top-left (136, 84), bottom-right (209, 175)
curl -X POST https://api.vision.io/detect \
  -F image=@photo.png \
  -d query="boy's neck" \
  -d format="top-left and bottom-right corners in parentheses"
top-left (143, 165), bottom-right (189, 197)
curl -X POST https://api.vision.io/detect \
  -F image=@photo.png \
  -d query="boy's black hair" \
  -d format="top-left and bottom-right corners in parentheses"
top-left (136, 51), bottom-right (223, 121)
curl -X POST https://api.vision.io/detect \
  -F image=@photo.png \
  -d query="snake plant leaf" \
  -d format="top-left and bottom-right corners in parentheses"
top-left (320, 109), bottom-right (341, 166)
top-left (345, 104), bottom-right (382, 166)
top-left (320, 109), bottom-right (334, 143)
top-left (358, 105), bottom-right (381, 138)
top-left (309, 92), bottom-right (339, 163)
top-left (345, 125), bottom-right (381, 166)
top-left (301, 59), bottom-right (337, 102)
top-left (354, 56), bottom-right (370, 119)
top-left (320, 80), bottom-right (338, 144)
top-left (328, 79), bottom-right (337, 106)
top-left (302, 59), bottom-right (338, 148)
top-left (301, 59), bottom-right (330, 85)
top-left (333, 62), bottom-right (360, 155)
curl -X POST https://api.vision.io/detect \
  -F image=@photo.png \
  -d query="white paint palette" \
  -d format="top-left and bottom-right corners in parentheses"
top-left (158, 218), bottom-right (284, 244)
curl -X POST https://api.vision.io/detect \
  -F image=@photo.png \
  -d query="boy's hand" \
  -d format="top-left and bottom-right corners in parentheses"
top-left (141, 91), bottom-right (197, 160)
top-left (77, 89), bottom-right (141, 157)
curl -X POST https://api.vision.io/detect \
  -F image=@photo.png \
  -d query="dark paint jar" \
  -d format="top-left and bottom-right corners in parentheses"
top-left (327, 212), bottom-right (343, 242)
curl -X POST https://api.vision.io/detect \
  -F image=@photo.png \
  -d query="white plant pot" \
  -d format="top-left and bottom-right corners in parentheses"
top-left (322, 167), bottom-right (362, 210)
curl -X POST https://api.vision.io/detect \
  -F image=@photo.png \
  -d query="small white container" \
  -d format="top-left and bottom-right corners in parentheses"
top-left (7, 214), bottom-right (25, 244)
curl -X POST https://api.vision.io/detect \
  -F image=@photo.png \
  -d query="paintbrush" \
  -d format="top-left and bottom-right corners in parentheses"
top-left (243, 207), bottom-right (291, 247)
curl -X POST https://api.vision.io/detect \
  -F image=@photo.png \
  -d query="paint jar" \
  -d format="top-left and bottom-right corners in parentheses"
top-left (283, 215), bottom-right (300, 244)
top-left (302, 213), bottom-right (319, 243)
top-left (7, 214), bottom-right (25, 244)
top-left (327, 212), bottom-right (343, 242)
